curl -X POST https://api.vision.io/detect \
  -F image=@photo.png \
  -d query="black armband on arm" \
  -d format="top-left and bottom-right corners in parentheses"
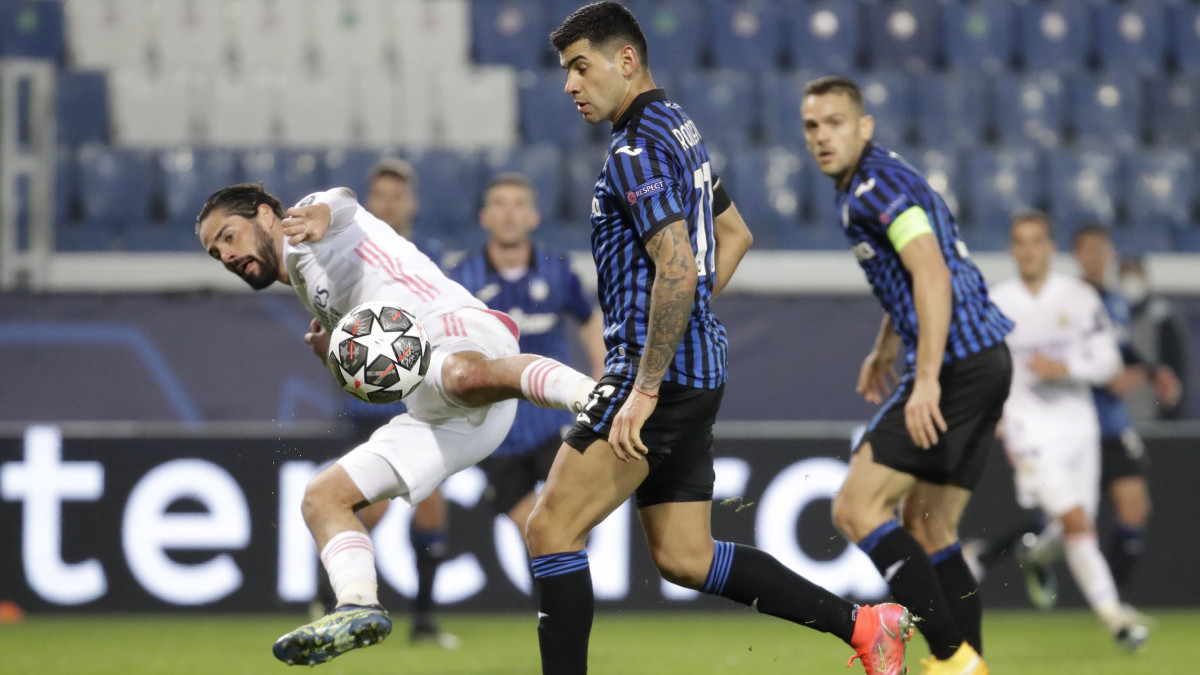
top-left (712, 178), bottom-right (732, 217)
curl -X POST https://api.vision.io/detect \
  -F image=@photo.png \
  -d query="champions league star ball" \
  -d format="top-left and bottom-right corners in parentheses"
top-left (327, 301), bottom-right (431, 404)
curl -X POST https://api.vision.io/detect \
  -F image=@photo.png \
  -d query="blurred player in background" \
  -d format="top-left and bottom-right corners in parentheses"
top-left (449, 173), bottom-right (605, 543)
top-left (527, 6), bottom-right (914, 675)
top-left (1073, 225), bottom-right (1151, 588)
top-left (1119, 256), bottom-right (1187, 420)
top-left (802, 75), bottom-right (1013, 674)
top-left (324, 158), bottom-right (455, 647)
top-left (990, 212), bottom-right (1149, 651)
top-left (196, 183), bottom-right (595, 666)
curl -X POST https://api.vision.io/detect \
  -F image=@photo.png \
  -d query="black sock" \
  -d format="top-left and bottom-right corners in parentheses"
top-left (1106, 523), bottom-right (1145, 587)
top-left (532, 551), bottom-right (593, 675)
top-left (932, 543), bottom-right (983, 655)
top-left (700, 541), bottom-right (857, 644)
top-left (979, 514), bottom-right (1044, 568)
top-left (859, 521), bottom-right (963, 660)
top-left (411, 528), bottom-right (446, 626)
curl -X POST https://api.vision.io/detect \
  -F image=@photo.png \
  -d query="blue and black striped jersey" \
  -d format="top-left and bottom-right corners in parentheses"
top-left (449, 245), bottom-right (595, 456)
top-left (1092, 285), bottom-right (1135, 437)
top-left (834, 142), bottom-right (1013, 365)
top-left (589, 89), bottom-right (727, 389)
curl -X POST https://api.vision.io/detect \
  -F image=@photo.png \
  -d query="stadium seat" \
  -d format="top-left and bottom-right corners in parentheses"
top-left (1169, 2), bottom-right (1200, 74)
top-left (710, 0), bottom-right (783, 71)
top-left (992, 72), bottom-right (1067, 148)
top-left (56, 72), bottom-right (108, 147)
top-left (153, 0), bottom-right (230, 71)
top-left (861, 0), bottom-right (941, 72)
top-left (1015, 0), bottom-right (1090, 73)
top-left (434, 66), bottom-right (520, 150)
top-left (62, 0), bottom-right (151, 69)
top-left (277, 75), bottom-right (354, 147)
top-left (206, 72), bottom-right (283, 146)
top-left (391, 0), bottom-right (471, 72)
top-left (310, 0), bottom-right (390, 73)
top-left (1110, 222), bottom-right (1173, 256)
top-left (759, 69), bottom-right (815, 148)
top-left (1094, 0), bottom-right (1166, 76)
top-left (561, 143), bottom-right (606, 234)
top-left (941, 0), bottom-right (1015, 75)
top-left (158, 147), bottom-right (239, 231)
top-left (785, 0), bottom-right (859, 73)
top-left (324, 148), bottom-right (391, 198)
top-left (1045, 149), bottom-right (1123, 242)
top-left (108, 68), bottom-right (201, 147)
top-left (905, 146), bottom-right (964, 226)
top-left (675, 69), bottom-right (759, 153)
top-left (853, 72), bottom-right (914, 149)
top-left (1145, 74), bottom-right (1200, 148)
top-left (1125, 149), bottom-right (1194, 233)
top-left (227, 0), bottom-right (313, 72)
top-left (241, 149), bottom-right (325, 207)
top-left (472, 0), bottom-right (547, 70)
top-left (625, 0), bottom-right (707, 71)
top-left (0, 0), bottom-right (64, 61)
top-left (77, 144), bottom-right (154, 242)
top-left (722, 146), bottom-right (807, 248)
top-left (407, 149), bottom-right (484, 247)
top-left (963, 146), bottom-right (1042, 246)
top-left (481, 144), bottom-right (567, 232)
top-left (913, 73), bottom-right (987, 148)
top-left (518, 68), bottom-right (599, 148)
top-left (802, 156), bottom-right (845, 247)
top-left (54, 144), bottom-right (95, 251)
top-left (1068, 73), bottom-right (1143, 151)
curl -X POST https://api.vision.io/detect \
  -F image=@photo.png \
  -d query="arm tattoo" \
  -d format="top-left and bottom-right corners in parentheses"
top-left (639, 221), bottom-right (697, 389)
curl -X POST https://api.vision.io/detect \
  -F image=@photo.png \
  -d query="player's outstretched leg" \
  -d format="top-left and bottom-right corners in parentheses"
top-left (272, 604), bottom-right (392, 666)
top-left (846, 603), bottom-right (916, 675)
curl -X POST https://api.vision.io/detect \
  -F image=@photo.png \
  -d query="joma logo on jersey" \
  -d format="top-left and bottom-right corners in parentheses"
top-left (671, 119), bottom-right (702, 151)
top-left (627, 179), bottom-right (666, 204)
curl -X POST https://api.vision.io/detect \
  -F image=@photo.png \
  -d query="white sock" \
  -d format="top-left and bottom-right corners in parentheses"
top-left (1063, 532), bottom-right (1122, 629)
top-left (320, 531), bottom-right (379, 608)
top-left (520, 357), bottom-right (594, 411)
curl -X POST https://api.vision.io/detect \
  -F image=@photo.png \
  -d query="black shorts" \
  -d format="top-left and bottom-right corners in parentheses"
top-left (1101, 428), bottom-right (1148, 484)
top-left (862, 343), bottom-right (1012, 489)
top-left (564, 374), bottom-right (724, 508)
top-left (478, 435), bottom-right (562, 515)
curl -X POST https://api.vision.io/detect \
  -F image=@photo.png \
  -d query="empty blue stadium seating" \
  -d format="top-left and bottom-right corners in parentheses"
top-left (471, 0), bottom-right (547, 71)
top-left (1016, 0), bottom-right (1090, 73)
top-left (802, 156), bottom-right (844, 244)
top-left (0, 0), bottom-right (64, 60)
top-left (853, 72), bottom-right (914, 149)
top-left (1046, 149), bottom-right (1123, 241)
top-left (786, 0), bottom-right (859, 73)
top-left (759, 69), bottom-right (814, 148)
top-left (913, 73), bottom-right (987, 148)
top-left (963, 146), bottom-right (1042, 243)
top-left (626, 0), bottom-right (707, 71)
top-left (481, 144), bottom-right (567, 232)
top-left (1145, 74), bottom-right (1200, 147)
top-left (1110, 222), bottom-right (1173, 257)
top-left (407, 149), bottom-right (484, 248)
top-left (992, 72), bottom-right (1067, 148)
top-left (554, 143), bottom-right (606, 249)
top-left (518, 69), bottom-right (600, 149)
top-left (941, 0), bottom-right (1014, 74)
top-left (158, 148), bottom-right (239, 230)
top-left (1169, 2), bottom-right (1200, 74)
top-left (56, 71), bottom-right (107, 146)
top-left (324, 148), bottom-right (390, 198)
top-left (710, 0), bottom-right (783, 71)
top-left (861, 0), bottom-right (940, 72)
top-left (77, 144), bottom-right (153, 244)
top-left (675, 69), bottom-right (759, 153)
top-left (241, 149), bottom-right (325, 207)
top-left (1094, 0), bottom-right (1166, 75)
top-left (1125, 149), bottom-right (1194, 232)
top-left (1069, 73), bottom-right (1142, 150)
top-left (722, 146), bottom-right (808, 248)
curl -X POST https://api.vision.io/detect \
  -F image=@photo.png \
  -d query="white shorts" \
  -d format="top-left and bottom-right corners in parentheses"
top-left (1008, 433), bottom-right (1101, 519)
top-left (338, 308), bottom-right (520, 505)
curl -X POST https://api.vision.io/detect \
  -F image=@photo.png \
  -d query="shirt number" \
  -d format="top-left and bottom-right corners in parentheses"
top-left (692, 161), bottom-right (712, 277)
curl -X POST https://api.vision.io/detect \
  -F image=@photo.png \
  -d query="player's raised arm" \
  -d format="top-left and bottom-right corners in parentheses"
top-left (897, 230), bottom-right (952, 449)
top-left (710, 182), bottom-right (752, 298)
top-left (607, 218), bottom-right (697, 461)
top-left (283, 187), bottom-right (358, 244)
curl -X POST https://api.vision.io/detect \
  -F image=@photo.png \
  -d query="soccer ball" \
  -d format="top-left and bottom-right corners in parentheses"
top-left (326, 301), bottom-right (431, 404)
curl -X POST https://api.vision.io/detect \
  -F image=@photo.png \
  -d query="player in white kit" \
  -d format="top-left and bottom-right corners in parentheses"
top-left (196, 183), bottom-right (595, 666)
top-left (990, 211), bottom-right (1149, 650)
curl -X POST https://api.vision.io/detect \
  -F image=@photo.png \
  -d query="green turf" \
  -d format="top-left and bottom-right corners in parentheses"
top-left (1, 608), bottom-right (1195, 674)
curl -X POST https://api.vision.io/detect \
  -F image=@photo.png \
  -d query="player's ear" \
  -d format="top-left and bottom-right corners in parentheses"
top-left (618, 44), bottom-right (638, 77)
top-left (859, 114), bottom-right (875, 142)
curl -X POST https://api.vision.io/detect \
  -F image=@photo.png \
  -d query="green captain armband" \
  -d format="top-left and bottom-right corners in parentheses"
top-left (887, 206), bottom-right (934, 252)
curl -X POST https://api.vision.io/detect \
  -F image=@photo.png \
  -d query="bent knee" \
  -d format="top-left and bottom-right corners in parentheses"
top-left (831, 492), bottom-right (870, 541)
top-left (525, 504), bottom-right (581, 557)
top-left (652, 549), bottom-right (711, 590)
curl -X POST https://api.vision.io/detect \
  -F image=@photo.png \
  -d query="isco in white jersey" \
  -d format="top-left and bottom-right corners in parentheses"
top-left (197, 183), bottom-right (595, 666)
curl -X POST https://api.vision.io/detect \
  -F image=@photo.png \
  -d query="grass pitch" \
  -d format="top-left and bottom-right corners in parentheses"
top-left (1, 608), bottom-right (1195, 674)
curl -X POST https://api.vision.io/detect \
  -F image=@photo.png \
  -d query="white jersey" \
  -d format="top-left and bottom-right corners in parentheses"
top-left (991, 272), bottom-right (1122, 446)
top-left (284, 189), bottom-right (487, 337)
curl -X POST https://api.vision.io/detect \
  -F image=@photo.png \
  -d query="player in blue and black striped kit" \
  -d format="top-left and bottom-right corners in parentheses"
top-left (450, 172), bottom-right (606, 542)
top-left (803, 76), bottom-right (1014, 675)
top-left (526, 5), bottom-right (915, 675)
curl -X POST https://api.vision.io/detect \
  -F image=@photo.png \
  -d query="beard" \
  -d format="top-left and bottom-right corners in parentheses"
top-left (236, 226), bottom-right (280, 290)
